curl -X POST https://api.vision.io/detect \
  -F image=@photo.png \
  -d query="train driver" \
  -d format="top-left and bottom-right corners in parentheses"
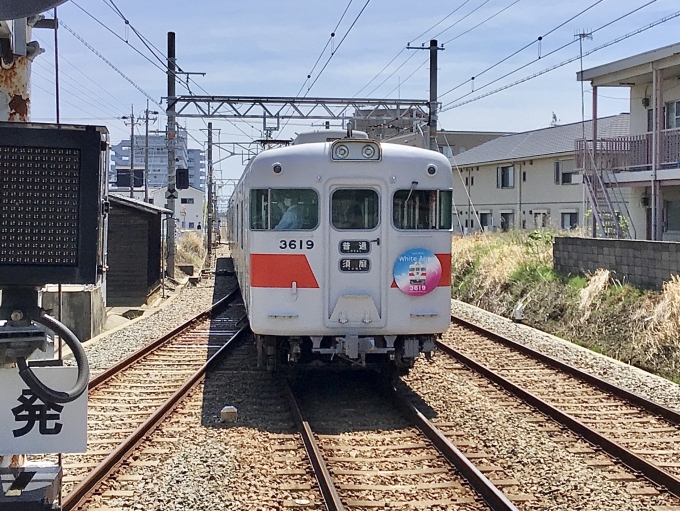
top-left (274, 194), bottom-right (303, 230)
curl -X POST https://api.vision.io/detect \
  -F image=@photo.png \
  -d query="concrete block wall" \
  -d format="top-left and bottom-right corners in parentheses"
top-left (553, 237), bottom-right (680, 289)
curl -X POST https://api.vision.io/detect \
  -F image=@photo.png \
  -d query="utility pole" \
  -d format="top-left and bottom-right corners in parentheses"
top-left (406, 39), bottom-right (443, 151)
top-left (207, 122), bottom-right (214, 256)
top-left (143, 99), bottom-right (159, 203)
top-left (122, 106), bottom-right (141, 198)
top-left (166, 31), bottom-right (177, 278)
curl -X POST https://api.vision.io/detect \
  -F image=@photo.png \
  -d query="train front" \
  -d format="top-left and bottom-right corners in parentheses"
top-left (246, 135), bottom-right (453, 371)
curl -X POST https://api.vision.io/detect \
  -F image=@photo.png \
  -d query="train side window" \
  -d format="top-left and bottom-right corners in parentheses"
top-left (250, 188), bottom-right (319, 230)
top-left (393, 189), bottom-right (452, 230)
top-left (331, 189), bottom-right (379, 230)
top-left (438, 191), bottom-right (453, 229)
top-left (250, 189), bottom-right (269, 230)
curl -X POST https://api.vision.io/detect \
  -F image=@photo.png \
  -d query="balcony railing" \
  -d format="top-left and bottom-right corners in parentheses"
top-left (575, 127), bottom-right (680, 172)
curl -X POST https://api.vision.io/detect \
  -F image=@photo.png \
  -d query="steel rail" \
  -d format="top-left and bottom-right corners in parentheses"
top-left (63, 322), bottom-right (250, 510)
top-left (437, 327), bottom-right (680, 499)
top-left (89, 287), bottom-right (240, 389)
top-left (282, 380), bottom-right (346, 511)
top-left (388, 387), bottom-right (518, 511)
top-left (449, 315), bottom-right (680, 426)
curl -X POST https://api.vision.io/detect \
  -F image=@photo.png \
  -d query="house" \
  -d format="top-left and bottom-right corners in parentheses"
top-left (385, 130), bottom-right (510, 158)
top-left (577, 42), bottom-right (680, 240)
top-left (150, 186), bottom-right (205, 231)
top-left (449, 114), bottom-right (630, 233)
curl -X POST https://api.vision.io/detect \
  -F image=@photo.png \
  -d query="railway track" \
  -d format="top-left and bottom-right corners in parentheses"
top-left (60, 288), bottom-right (248, 510)
top-left (438, 313), bottom-right (680, 508)
top-left (285, 372), bottom-right (517, 511)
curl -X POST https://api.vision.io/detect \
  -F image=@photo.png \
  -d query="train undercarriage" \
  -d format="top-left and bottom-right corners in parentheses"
top-left (255, 333), bottom-right (437, 373)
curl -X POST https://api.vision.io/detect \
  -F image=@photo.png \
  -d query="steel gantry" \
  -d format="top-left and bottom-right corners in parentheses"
top-left (168, 95), bottom-right (431, 124)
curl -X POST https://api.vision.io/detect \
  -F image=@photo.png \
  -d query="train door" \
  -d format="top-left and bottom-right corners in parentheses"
top-left (325, 182), bottom-right (386, 328)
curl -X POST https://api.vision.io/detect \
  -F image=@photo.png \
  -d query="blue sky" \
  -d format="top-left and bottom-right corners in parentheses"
top-left (27, 0), bottom-right (680, 182)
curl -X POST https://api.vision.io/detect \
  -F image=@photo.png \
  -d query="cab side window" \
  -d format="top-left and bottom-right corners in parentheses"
top-left (250, 188), bottom-right (318, 230)
top-left (393, 189), bottom-right (452, 230)
top-left (331, 189), bottom-right (379, 230)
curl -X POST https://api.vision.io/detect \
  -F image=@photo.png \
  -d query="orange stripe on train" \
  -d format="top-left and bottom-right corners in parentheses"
top-left (391, 253), bottom-right (452, 288)
top-left (251, 253), bottom-right (319, 288)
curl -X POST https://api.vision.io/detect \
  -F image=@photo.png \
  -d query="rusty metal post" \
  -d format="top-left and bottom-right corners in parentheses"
top-left (0, 42), bottom-right (31, 121)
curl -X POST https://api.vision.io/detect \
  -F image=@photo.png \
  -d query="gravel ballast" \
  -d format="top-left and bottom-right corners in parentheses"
top-left (451, 299), bottom-right (680, 411)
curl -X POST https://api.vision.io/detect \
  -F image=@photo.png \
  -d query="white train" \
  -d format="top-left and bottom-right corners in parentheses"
top-left (227, 130), bottom-right (452, 371)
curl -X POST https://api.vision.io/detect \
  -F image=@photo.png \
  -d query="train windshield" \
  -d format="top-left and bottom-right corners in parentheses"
top-left (250, 188), bottom-right (319, 230)
top-left (393, 189), bottom-right (452, 230)
top-left (331, 189), bottom-right (379, 230)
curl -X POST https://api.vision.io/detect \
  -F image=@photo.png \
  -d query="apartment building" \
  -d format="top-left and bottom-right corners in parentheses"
top-left (111, 128), bottom-right (206, 193)
top-left (449, 114), bottom-right (630, 234)
top-left (576, 42), bottom-right (680, 240)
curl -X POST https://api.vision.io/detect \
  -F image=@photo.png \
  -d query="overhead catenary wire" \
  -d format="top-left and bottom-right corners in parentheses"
top-left (439, 0), bottom-right (606, 99)
top-left (440, 9), bottom-right (680, 112)
top-left (382, 0), bottom-right (523, 98)
top-left (31, 81), bottom-right (129, 137)
top-left (440, 0), bottom-right (660, 108)
top-left (58, 19), bottom-right (162, 109)
top-left (305, 0), bottom-right (372, 94)
top-left (408, 0), bottom-right (473, 45)
top-left (430, 0), bottom-right (492, 41)
top-left (442, 0), bottom-right (521, 45)
top-left (354, 0), bottom-right (473, 97)
top-left (32, 56), bottom-right (128, 118)
top-left (92, 0), bottom-right (260, 141)
top-left (293, 0), bottom-right (355, 98)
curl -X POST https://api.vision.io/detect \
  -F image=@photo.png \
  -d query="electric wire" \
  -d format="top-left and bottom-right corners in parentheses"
top-left (440, 10), bottom-right (680, 112)
top-left (31, 81), bottom-right (129, 137)
top-left (58, 19), bottom-right (162, 108)
top-left (34, 33), bottom-right (130, 111)
top-left (293, 0), bottom-right (355, 98)
top-left (70, 1), bottom-right (167, 74)
top-left (31, 65), bottom-right (126, 120)
top-left (95, 0), bottom-right (259, 141)
top-left (32, 56), bottom-right (128, 118)
top-left (430, 0), bottom-right (492, 40)
top-left (440, 0), bottom-right (659, 108)
top-left (439, 0), bottom-right (605, 99)
top-left (408, 0), bottom-right (473, 45)
top-left (305, 0), bottom-right (372, 94)
top-left (442, 0), bottom-right (520, 45)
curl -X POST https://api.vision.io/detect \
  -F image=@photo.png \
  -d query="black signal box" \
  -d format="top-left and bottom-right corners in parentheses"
top-left (176, 168), bottom-right (189, 189)
top-left (0, 122), bottom-right (108, 287)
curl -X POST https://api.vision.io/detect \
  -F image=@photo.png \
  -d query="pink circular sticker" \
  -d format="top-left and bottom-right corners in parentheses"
top-left (393, 248), bottom-right (442, 296)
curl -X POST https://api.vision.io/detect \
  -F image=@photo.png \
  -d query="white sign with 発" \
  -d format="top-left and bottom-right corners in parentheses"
top-left (0, 367), bottom-right (87, 455)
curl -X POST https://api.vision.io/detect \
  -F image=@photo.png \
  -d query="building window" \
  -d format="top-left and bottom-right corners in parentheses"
top-left (188, 222), bottom-right (194, 229)
top-left (522, 171), bottom-right (526, 182)
top-left (470, 176), bottom-right (474, 186)
top-left (666, 101), bottom-right (680, 129)
top-left (665, 201), bottom-right (680, 231)
top-left (555, 160), bottom-right (576, 184)
top-left (181, 198), bottom-right (195, 204)
top-left (440, 146), bottom-right (453, 157)
top-left (533, 212), bottom-right (548, 228)
top-left (496, 166), bottom-right (514, 189)
top-left (561, 212), bottom-right (578, 230)
top-left (500, 212), bottom-right (513, 231)
top-left (479, 213), bottom-right (492, 231)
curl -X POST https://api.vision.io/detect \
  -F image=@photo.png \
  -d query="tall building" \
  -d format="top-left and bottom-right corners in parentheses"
top-left (111, 128), bottom-right (206, 192)
top-left (187, 149), bottom-right (206, 191)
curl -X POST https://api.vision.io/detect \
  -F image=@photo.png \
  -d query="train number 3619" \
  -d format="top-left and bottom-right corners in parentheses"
top-left (279, 239), bottom-right (315, 250)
